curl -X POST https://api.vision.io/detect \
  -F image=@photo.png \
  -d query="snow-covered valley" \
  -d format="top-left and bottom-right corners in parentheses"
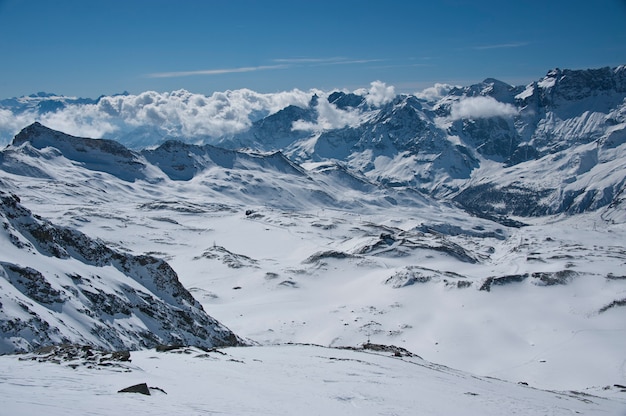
top-left (6, 177), bottom-right (626, 390)
top-left (1, 66), bottom-right (626, 414)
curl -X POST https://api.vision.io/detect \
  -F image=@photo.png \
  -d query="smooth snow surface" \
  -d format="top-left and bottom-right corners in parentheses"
top-left (2, 149), bottom-right (625, 396)
top-left (1, 345), bottom-right (624, 416)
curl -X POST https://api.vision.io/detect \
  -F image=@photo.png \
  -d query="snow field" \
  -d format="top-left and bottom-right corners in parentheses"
top-left (1, 344), bottom-right (623, 416)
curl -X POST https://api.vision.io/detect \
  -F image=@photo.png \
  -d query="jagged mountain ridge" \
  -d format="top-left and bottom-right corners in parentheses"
top-left (0, 191), bottom-right (244, 353)
top-left (1, 122), bottom-right (435, 212)
top-left (1, 65), bottom-right (625, 220)
top-left (224, 66), bottom-right (626, 217)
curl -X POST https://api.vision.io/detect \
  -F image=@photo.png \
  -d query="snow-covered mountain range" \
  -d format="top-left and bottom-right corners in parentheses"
top-left (1, 66), bottom-right (626, 413)
top-left (2, 66), bottom-right (625, 220)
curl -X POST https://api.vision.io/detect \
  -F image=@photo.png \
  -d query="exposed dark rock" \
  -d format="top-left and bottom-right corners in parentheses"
top-left (194, 245), bottom-right (258, 269)
top-left (19, 344), bottom-right (131, 369)
top-left (480, 274), bottom-right (529, 292)
top-left (303, 250), bottom-right (356, 264)
top-left (155, 344), bottom-right (185, 352)
top-left (599, 298), bottom-right (626, 314)
top-left (1, 262), bottom-right (64, 304)
top-left (340, 342), bottom-right (421, 358)
top-left (455, 280), bottom-right (473, 289)
top-left (328, 91), bottom-right (365, 109)
top-left (355, 231), bottom-right (479, 263)
top-left (531, 270), bottom-right (577, 286)
top-left (118, 383), bottom-right (150, 396)
top-left (385, 267), bottom-right (433, 288)
top-left (606, 273), bottom-right (626, 280)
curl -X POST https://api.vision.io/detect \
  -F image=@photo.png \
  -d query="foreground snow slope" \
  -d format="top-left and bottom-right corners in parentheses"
top-left (1, 344), bottom-right (624, 416)
top-left (1, 124), bottom-right (625, 395)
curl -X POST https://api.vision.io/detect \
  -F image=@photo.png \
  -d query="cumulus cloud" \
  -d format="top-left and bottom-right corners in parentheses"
top-left (357, 81), bottom-right (395, 106)
top-left (0, 88), bottom-right (315, 145)
top-left (448, 96), bottom-right (518, 120)
top-left (415, 83), bottom-right (456, 101)
top-left (0, 83), bottom-right (397, 146)
top-left (113, 88), bottom-right (313, 138)
top-left (292, 97), bottom-right (363, 132)
top-left (0, 108), bottom-right (37, 142)
top-left (38, 103), bottom-right (119, 139)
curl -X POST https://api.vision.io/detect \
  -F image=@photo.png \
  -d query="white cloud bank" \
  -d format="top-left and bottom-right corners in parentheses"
top-left (415, 83), bottom-right (457, 102)
top-left (292, 98), bottom-right (363, 132)
top-left (354, 81), bottom-right (396, 107)
top-left (293, 81), bottom-right (396, 132)
top-left (449, 96), bottom-right (518, 120)
top-left (0, 82), bottom-right (399, 146)
top-left (0, 89), bottom-right (314, 145)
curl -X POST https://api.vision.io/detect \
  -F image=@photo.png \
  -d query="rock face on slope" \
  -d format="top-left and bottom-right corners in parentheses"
top-left (0, 192), bottom-right (245, 353)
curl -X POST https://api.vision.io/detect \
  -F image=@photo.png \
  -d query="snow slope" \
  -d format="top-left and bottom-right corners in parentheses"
top-left (1, 67), bottom-right (626, 413)
top-left (0, 191), bottom-right (243, 353)
top-left (1, 344), bottom-right (624, 416)
top-left (1, 123), bottom-right (625, 398)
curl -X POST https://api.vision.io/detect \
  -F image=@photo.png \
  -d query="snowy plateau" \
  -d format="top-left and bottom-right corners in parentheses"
top-left (0, 66), bottom-right (626, 414)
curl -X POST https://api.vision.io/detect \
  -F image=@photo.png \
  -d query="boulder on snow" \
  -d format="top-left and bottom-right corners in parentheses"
top-left (118, 383), bottom-right (151, 395)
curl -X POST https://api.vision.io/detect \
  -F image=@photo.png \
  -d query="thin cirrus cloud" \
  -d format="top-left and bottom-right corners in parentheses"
top-left (273, 57), bottom-right (385, 66)
top-left (272, 57), bottom-right (347, 64)
top-left (146, 57), bottom-right (384, 78)
top-left (472, 42), bottom-right (529, 50)
top-left (146, 64), bottom-right (289, 78)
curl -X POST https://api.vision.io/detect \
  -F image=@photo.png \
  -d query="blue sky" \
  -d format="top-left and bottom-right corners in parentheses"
top-left (0, 0), bottom-right (625, 98)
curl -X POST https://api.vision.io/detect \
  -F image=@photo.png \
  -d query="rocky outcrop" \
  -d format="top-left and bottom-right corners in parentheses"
top-left (0, 192), bottom-right (245, 353)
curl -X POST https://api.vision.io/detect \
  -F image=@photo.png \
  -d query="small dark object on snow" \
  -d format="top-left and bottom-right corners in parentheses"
top-left (109, 351), bottom-right (131, 361)
top-left (361, 342), bottom-right (419, 358)
top-left (118, 383), bottom-right (151, 396)
top-left (155, 344), bottom-right (185, 352)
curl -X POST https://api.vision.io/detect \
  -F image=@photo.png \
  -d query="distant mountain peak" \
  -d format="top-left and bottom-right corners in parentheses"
top-left (28, 92), bottom-right (57, 98)
top-left (11, 123), bottom-right (148, 182)
top-left (12, 122), bottom-right (131, 158)
top-left (538, 66), bottom-right (626, 97)
top-left (328, 91), bottom-right (366, 109)
top-left (12, 121), bottom-right (52, 144)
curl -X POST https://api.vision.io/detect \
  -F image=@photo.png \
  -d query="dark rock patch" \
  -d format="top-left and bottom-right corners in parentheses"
top-left (118, 383), bottom-right (150, 395)
top-left (480, 274), bottom-right (529, 292)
